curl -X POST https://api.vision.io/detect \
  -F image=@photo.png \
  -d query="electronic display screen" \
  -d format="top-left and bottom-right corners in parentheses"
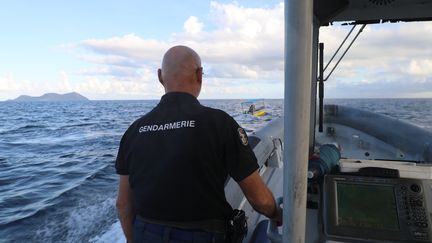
top-left (336, 182), bottom-right (399, 230)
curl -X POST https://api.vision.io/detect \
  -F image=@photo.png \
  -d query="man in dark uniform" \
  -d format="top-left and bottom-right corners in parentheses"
top-left (115, 45), bottom-right (282, 243)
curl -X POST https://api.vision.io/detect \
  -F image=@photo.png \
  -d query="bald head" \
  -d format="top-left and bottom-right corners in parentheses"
top-left (158, 45), bottom-right (203, 97)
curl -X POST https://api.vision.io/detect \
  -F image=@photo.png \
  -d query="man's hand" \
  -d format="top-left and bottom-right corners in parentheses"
top-left (270, 206), bottom-right (283, 226)
top-left (116, 175), bottom-right (135, 242)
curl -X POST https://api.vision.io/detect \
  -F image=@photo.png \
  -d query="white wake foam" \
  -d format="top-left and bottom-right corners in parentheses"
top-left (90, 221), bottom-right (125, 243)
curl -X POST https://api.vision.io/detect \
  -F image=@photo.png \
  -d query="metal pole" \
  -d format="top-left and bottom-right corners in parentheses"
top-left (318, 43), bottom-right (324, 133)
top-left (283, 0), bottom-right (313, 242)
top-left (308, 21), bottom-right (320, 154)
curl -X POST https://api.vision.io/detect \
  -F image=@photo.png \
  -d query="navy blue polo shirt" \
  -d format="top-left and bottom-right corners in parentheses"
top-left (115, 92), bottom-right (259, 222)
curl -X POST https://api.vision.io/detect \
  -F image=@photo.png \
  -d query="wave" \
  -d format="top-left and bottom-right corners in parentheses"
top-left (31, 166), bottom-right (117, 242)
top-left (59, 153), bottom-right (75, 158)
top-left (0, 163), bottom-right (113, 225)
top-left (19, 124), bottom-right (47, 129)
top-left (59, 122), bottom-right (98, 129)
top-left (0, 124), bottom-right (48, 135)
top-left (2, 99), bottom-right (431, 242)
top-left (90, 221), bottom-right (124, 243)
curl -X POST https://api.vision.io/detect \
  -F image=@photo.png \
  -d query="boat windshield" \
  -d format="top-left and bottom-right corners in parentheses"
top-left (315, 22), bottom-right (432, 163)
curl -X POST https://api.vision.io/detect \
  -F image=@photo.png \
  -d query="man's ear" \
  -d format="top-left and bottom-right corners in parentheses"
top-left (158, 69), bottom-right (163, 85)
top-left (197, 67), bottom-right (203, 85)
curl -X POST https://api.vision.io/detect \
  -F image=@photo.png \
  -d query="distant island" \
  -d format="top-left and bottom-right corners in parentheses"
top-left (11, 92), bottom-right (89, 102)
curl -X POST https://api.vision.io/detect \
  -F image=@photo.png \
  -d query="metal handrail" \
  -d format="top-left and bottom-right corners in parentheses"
top-left (323, 24), bottom-right (356, 72)
top-left (322, 24), bottom-right (367, 81)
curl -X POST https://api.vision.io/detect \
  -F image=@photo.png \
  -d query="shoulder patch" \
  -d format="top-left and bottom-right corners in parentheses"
top-left (237, 127), bottom-right (249, 146)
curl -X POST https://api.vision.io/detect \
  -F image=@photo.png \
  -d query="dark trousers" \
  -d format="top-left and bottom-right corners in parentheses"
top-left (133, 216), bottom-right (227, 243)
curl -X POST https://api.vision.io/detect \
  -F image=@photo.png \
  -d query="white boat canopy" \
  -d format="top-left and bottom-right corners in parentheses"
top-left (314, 0), bottom-right (432, 25)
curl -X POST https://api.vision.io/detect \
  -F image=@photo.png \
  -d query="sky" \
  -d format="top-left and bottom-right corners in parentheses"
top-left (1, 1), bottom-right (432, 100)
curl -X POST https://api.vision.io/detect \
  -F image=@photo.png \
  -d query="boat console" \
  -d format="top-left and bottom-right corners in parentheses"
top-left (322, 174), bottom-right (432, 242)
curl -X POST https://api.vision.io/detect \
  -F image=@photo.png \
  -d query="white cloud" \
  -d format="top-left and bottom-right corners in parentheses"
top-left (71, 77), bottom-right (163, 100)
top-left (71, 4), bottom-right (432, 99)
top-left (209, 64), bottom-right (258, 79)
top-left (0, 74), bottom-right (21, 92)
top-left (200, 77), bottom-right (277, 99)
top-left (6, 1), bottom-right (432, 100)
top-left (78, 54), bottom-right (141, 68)
top-left (60, 71), bottom-right (73, 92)
top-left (0, 74), bottom-right (45, 99)
top-left (184, 16), bottom-right (204, 34)
top-left (403, 91), bottom-right (432, 98)
top-left (320, 22), bottom-right (432, 98)
top-left (76, 2), bottom-right (284, 85)
top-left (80, 34), bottom-right (170, 62)
top-left (77, 66), bottom-right (143, 79)
top-left (407, 59), bottom-right (432, 76)
top-left (0, 72), bottom-right (162, 100)
top-left (0, 73), bottom-right (65, 100)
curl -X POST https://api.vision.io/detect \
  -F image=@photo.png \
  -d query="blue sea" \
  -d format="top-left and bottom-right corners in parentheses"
top-left (0, 98), bottom-right (431, 242)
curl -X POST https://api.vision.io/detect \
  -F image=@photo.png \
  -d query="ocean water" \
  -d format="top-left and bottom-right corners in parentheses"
top-left (0, 99), bottom-right (281, 243)
top-left (0, 98), bottom-right (431, 242)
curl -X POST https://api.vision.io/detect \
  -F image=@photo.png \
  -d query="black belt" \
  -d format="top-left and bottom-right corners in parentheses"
top-left (136, 214), bottom-right (227, 233)
top-left (139, 221), bottom-right (220, 241)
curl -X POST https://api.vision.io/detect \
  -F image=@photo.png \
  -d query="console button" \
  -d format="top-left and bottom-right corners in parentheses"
top-left (412, 231), bottom-right (428, 239)
top-left (410, 184), bottom-right (421, 193)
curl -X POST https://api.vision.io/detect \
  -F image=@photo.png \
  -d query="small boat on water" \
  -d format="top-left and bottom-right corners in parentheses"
top-left (241, 99), bottom-right (267, 116)
top-left (224, 0), bottom-right (432, 242)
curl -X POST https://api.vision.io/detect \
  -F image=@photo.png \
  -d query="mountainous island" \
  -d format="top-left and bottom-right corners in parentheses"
top-left (11, 92), bottom-right (89, 102)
